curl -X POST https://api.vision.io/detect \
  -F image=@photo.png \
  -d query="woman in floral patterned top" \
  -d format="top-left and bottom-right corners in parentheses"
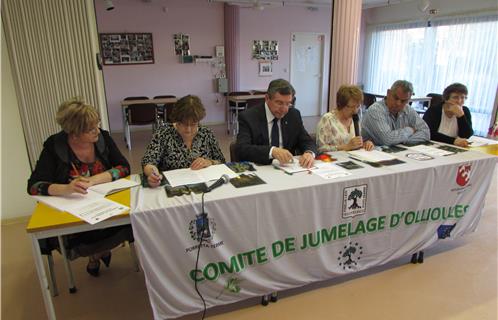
top-left (142, 95), bottom-right (225, 188)
top-left (316, 85), bottom-right (374, 153)
top-left (27, 98), bottom-right (133, 277)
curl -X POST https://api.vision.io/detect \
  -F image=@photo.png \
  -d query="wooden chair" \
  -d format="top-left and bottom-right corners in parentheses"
top-left (123, 96), bottom-right (157, 149)
top-left (154, 95), bottom-right (176, 124)
top-left (246, 97), bottom-right (265, 109)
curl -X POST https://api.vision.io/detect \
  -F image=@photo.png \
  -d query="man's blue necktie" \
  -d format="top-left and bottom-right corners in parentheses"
top-left (271, 118), bottom-right (279, 147)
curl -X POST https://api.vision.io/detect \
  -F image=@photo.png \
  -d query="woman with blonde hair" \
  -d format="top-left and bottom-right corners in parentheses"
top-left (28, 97), bottom-right (133, 277)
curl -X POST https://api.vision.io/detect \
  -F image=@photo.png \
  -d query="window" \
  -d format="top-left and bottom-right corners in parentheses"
top-left (363, 15), bottom-right (498, 136)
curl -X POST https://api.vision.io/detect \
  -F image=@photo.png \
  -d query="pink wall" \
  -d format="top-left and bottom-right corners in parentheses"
top-left (95, 0), bottom-right (225, 131)
top-left (238, 6), bottom-right (332, 93)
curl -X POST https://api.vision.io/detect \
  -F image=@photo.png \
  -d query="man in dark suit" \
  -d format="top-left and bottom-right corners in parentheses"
top-left (235, 79), bottom-right (317, 167)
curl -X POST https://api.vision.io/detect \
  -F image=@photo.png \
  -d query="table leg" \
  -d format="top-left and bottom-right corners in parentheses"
top-left (46, 253), bottom-right (59, 297)
top-left (128, 241), bottom-right (140, 272)
top-left (57, 236), bottom-right (77, 293)
top-left (31, 236), bottom-right (57, 320)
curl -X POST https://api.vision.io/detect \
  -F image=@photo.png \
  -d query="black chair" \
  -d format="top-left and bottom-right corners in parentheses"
top-left (154, 95), bottom-right (176, 124)
top-left (426, 93), bottom-right (443, 109)
top-left (363, 93), bottom-right (377, 109)
top-left (123, 96), bottom-right (157, 149)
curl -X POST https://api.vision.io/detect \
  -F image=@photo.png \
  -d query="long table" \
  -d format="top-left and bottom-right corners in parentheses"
top-left (120, 97), bottom-right (178, 149)
top-left (130, 145), bottom-right (497, 319)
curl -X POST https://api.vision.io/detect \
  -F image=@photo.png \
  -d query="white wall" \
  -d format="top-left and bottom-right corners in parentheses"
top-left (1, 25), bottom-right (37, 220)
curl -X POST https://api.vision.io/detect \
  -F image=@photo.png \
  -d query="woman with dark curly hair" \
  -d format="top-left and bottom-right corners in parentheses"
top-left (423, 83), bottom-right (473, 147)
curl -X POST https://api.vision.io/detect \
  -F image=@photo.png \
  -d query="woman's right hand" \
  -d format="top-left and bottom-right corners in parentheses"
top-left (454, 137), bottom-right (469, 147)
top-left (66, 178), bottom-right (91, 195)
top-left (144, 164), bottom-right (162, 188)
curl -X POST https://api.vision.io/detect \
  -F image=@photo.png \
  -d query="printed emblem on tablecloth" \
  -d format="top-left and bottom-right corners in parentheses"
top-left (342, 184), bottom-right (367, 218)
top-left (216, 277), bottom-right (244, 299)
top-left (437, 223), bottom-right (456, 239)
top-left (456, 164), bottom-right (471, 187)
top-left (188, 218), bottom-right (216, 242)
top-left (338, 242), bottom-right (363, 271)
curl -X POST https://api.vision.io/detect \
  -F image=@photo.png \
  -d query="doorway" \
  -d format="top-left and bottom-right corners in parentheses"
top-left (290, 32), bottom-right (325, 117)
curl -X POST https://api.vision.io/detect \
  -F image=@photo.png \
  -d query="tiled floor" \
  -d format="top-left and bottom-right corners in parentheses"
top-left (2, 119), bottom-right (497, 320)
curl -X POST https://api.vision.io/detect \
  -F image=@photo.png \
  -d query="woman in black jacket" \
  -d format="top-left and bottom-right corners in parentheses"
top-left (28, 97), bottom-right (133, 277)
top-left (423, 83), bottom-right (473, 147)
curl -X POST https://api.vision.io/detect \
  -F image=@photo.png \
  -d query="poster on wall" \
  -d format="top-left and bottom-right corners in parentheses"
top-left (99, 33), bottom-right (154, 65)
top-left (252, 40), bottom-right (278, 60)
top-left (174, 33), bottom-right (191, 56)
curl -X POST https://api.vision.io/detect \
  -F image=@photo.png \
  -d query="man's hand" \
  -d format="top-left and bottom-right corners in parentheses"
top-left (299, 152), bottom-right (315, 168)
top-left (363, 140), bottom-right (374, 151)
top-left (454, 137), bottom-right (469, 147)
top-left (272, 147), bottom-right (294, 164)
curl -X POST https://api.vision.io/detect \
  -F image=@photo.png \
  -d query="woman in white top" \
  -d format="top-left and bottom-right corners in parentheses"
top-left (423, 83), bottom-right (473, 147)
top-left (316, 85), bottom-right (374, 153)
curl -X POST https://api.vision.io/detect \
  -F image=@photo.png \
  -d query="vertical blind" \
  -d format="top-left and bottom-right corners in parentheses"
top-left (362, 14), bottom-right (498, 136)
top-left (2, 0), bottom-right (106, 168)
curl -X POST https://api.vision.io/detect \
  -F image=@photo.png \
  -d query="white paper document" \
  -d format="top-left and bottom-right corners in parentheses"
top-left (313, 163), bottom-right (352, 180)
top-left (272, 156), bottom-right (318, 174)
top-left (88, 178), bottom-right (139, 196)
top-left (33, 190), bottom-right (129, 224)
top-left (468, 136), bottom-right (498, 147)
top-left (407, 144), bottom-right (454, 156)
top-left (347, 149), bottom-right (396, 162)
top-left (162, 164), bottom-right (237, 187)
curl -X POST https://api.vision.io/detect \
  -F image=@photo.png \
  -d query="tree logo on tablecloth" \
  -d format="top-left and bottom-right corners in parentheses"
top-left (456, 164), bottom-right (471, 187)
top-left (338, 242), bottom-right (363, 271)
top-left (188, 218), bottom-right (216, 242)
top-left (342, 184), bottom-right (367, 218)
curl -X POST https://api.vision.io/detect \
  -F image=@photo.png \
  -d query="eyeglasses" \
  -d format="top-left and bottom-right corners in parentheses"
top-left (177, 121), bottom-right (199, 128)
top-left (273, 100), bottom-right (294, 108)
top-left (86, 122), bottom-right (101, 134)
top-left (449, 94), bottom-right (467, 101)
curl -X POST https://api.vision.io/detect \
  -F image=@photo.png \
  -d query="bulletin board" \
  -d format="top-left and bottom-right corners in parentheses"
top-left (100, 33), bottom-right (154, 65)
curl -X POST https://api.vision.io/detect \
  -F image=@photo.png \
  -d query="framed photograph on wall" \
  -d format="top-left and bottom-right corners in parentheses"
top-left (99, 33), bottom-right (154, 65)
top-left (259, 61), bottom-right (272, 76)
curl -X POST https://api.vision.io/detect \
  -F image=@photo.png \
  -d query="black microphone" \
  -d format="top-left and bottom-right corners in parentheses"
top-left (206, 174), bottom-right (230, 192)
top-left (352, 114), bottom-right (360, 137)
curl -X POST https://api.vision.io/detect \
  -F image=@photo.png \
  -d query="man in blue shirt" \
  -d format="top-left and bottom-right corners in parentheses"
top-left (361, 80), bottom-right (430, 146)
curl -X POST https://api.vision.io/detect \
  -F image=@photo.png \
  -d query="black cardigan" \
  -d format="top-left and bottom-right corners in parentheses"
top-left (27, 129), bottom-right (130, 195)
top-left (422, 103), bottom-right (473, 144)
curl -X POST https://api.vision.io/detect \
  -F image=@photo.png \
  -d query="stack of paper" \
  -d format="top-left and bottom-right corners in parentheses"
top-left (347, 149), bottom-right (397, 163)
top-left (272, 156), bottom-right (318, 174)
top-left (33, 190), bottom-right (128, 225)
top-left (407, 144), bottom-right (454, 156)
top-left (162, 164), bottom-right (237, 187)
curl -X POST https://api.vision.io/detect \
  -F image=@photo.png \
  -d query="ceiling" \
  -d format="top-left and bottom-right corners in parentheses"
top-left (207, 0), bottom-right (418, 10)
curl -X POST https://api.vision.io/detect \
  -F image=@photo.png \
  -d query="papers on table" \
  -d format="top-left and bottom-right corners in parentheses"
top-left (347, 149), bottom-right (397, 163)
top-left (162, 164), bottom-right (237, 187)
top-left (313, 162), bottom-right (352, 180)
top-left (272, 156), bottom-right (318, 174)
top-left (89, 178), bottom-right (139, 196)
top-left (468, 136), bottom-right (498, 147)
top-left (33, 190), bottom-right (128, 225)
top-left (406, 144), bottom-right (454, 156)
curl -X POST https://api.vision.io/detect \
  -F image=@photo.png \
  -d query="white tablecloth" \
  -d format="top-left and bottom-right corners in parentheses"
top-left (130, 148), bottom-right (496, 319)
